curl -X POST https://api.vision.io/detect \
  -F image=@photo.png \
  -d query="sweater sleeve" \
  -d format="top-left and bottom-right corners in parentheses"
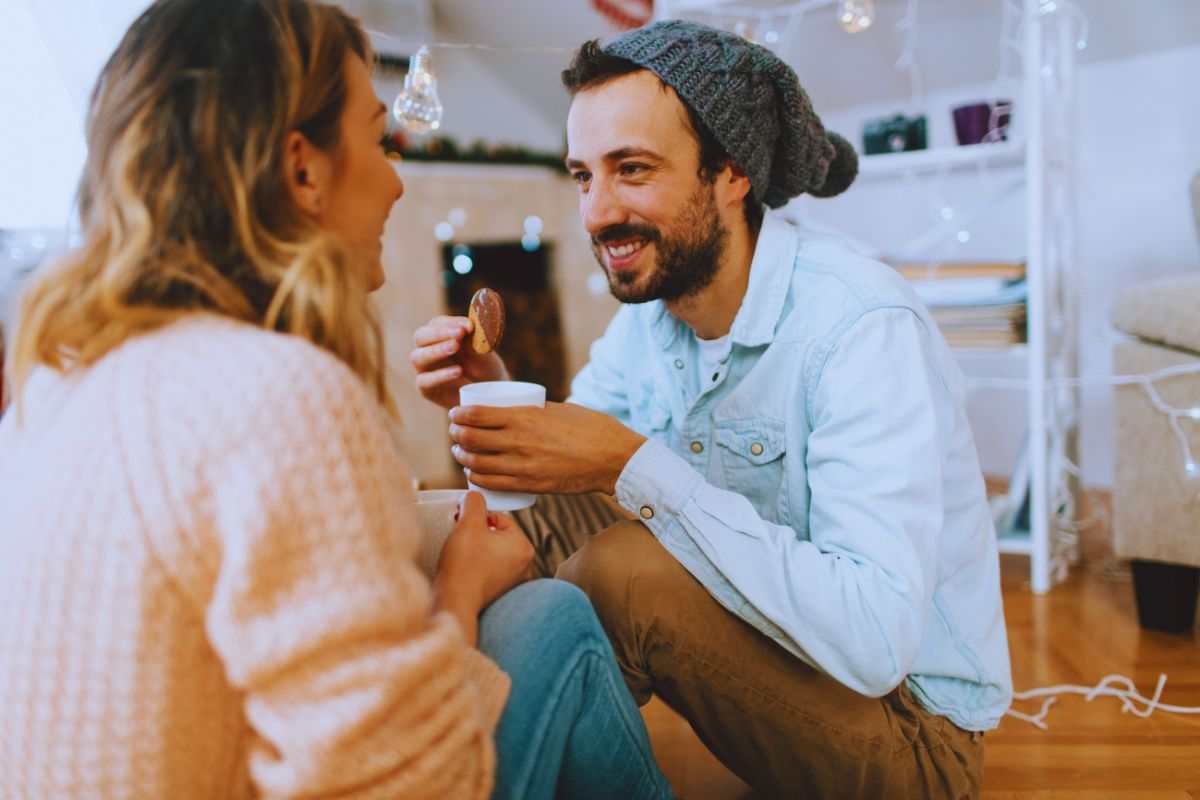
top-left (199, 339), bottom-right (509, 799)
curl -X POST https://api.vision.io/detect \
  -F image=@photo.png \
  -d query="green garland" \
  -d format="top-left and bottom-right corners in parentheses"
top-left (385, 133), bottom-right (568, 173)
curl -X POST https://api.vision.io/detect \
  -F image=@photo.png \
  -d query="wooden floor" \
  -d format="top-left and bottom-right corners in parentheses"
top-left (640, 522), bottom-right (1200, 798)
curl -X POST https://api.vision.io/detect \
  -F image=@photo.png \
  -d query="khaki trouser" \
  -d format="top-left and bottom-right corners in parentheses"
top-left (513, 493), bottom-right (984, 800)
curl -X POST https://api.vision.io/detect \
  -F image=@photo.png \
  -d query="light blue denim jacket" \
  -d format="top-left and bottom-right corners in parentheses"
top-left (569, 212), bottom-right (1013, 731)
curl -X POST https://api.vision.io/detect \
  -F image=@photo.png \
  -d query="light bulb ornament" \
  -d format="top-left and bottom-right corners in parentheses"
top-left (393, 45), bottom-right (443, 135)
top-left (838, 0), bottom-right (875, 33)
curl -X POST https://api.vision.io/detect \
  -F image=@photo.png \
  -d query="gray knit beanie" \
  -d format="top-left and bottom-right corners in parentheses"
top-left (602, 20), bottom-right (857, 208)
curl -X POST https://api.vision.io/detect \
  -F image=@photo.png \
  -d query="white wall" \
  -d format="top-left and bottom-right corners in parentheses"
top-left (1, 0), bottom-right (150, 315)
top-left (2, 0), bottom-right (153, 228)
top-left (793, 43), bottom-right (1200, 488)
top-left (373, 48), bottom-right (565, 153)
top-left (0, 1), bottom-right (101, 229)
top-left (429, 48), bottom-right (564, 151)
top-left (1072, 44), bottom-right (1200, 487)
top-left (0, 0), bottom-right (568, 237)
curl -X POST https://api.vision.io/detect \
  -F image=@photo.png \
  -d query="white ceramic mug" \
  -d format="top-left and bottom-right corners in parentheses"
top-left (458, 381), bottom-right (547, 511)
top-left (414, 489), bottom-right (466, 578)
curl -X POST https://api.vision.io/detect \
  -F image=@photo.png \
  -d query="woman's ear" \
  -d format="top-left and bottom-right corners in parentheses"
top-left (284, 130), bottom-right (330, 219)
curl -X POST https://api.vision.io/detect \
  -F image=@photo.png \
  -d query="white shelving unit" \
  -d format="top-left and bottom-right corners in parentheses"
top-left (657, 0), bottom-right (1082, 592)
top-left (857, 138), bottom-right (1026, 180)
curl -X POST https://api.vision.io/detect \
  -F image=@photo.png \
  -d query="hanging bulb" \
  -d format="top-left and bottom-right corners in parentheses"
top-left (838, 0), bottom-right (875, 33)
top-left (393, 46), bottom-right (443, 135)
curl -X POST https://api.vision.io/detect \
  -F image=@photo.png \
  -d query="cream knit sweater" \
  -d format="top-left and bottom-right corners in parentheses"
top-left (0, 314), bottom-right (510, 798)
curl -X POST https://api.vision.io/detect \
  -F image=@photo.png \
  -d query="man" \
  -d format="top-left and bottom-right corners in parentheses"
top-left (410, 20), bottom-right (1011, 798)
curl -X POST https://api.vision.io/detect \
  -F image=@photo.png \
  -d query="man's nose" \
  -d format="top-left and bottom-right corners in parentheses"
top-left (582, 179), bottom-right (626, 239)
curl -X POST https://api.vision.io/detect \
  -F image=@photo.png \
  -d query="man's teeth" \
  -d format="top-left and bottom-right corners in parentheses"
top-left (607, 240), bottom-right (646, 258)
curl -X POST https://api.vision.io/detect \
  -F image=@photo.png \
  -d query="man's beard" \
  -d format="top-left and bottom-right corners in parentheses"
top-left (591, 181), bottom-right (728, 304)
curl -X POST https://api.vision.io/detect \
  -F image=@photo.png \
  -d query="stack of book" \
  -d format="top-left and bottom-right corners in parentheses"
top-left (892, 260), bottom-right (1028, 349)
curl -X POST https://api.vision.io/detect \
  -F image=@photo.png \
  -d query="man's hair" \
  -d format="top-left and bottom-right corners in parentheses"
top-left (562, 40), bottom-right (764, 234)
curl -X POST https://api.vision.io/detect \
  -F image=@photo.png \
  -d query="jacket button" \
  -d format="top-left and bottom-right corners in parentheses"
top-left (639, 505), bottom-right (655, 520)
top-left (674, 358), bottom-right (684, 369)
top-left (690, 441), bottom-right (704, 454)
top-left (750, 442), bottom-right (764, 456)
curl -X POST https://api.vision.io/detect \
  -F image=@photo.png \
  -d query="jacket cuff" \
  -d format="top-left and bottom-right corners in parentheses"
top-left (614, 439), bottom-right (702, 527)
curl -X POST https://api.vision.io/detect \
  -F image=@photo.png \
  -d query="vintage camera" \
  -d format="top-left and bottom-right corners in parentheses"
top-left (862, 114), bottom-right (928, 155)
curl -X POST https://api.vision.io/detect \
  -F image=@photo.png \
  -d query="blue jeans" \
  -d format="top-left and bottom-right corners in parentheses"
top-left (478, 579), bottom-right (672, 800)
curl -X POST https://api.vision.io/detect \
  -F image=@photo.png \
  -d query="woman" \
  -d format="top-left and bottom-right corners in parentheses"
top-left (0, 1), bottom-right (670, 798)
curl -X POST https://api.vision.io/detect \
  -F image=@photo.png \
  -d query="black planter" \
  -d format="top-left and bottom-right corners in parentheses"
top-left (1131, 559), bottom-right (1200, 635)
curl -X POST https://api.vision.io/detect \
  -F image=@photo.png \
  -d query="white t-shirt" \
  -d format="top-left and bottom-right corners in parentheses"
top-left (695, 333), bottom-right (732, 395)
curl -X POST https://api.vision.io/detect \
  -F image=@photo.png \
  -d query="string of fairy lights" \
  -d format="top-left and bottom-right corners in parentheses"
top-left (374, 3), bottom-right (1198, 597)
top-left (6, 6), bottom-right (1195, 524)
top-left (3, 0), bottom-right (1196, 730)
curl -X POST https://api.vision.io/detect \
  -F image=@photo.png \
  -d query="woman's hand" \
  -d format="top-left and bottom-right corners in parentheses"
top-left (409, 316), bottom-right (509, 410)
top-left (432, 491), bottom-right (533, 646)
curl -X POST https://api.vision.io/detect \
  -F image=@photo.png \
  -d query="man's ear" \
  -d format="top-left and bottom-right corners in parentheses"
top-left (716, 161), bottom-right (754, 213)
top-left (284, 130), bottom-right (331, 219)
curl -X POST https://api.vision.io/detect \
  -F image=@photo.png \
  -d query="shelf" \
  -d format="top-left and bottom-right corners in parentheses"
top-left (997, 534), bottom-right (1033, 556)
top-left (951, 344), bottom-right (1029, 358)
top-left (857, 139), bottom-right (1025, 180)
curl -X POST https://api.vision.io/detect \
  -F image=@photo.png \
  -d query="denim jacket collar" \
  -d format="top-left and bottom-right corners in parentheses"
top-left (649, 210), bottom-right (798, 351)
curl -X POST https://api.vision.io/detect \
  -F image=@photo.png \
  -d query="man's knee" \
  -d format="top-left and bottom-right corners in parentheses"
top-left (555, 521), bottom-right (679, 637)
top-left (557, 520), bottom-right (642, 589)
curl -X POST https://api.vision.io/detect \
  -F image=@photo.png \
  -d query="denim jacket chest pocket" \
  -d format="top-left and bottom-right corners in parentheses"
top-left (713, 418), bottom-right (788, 524)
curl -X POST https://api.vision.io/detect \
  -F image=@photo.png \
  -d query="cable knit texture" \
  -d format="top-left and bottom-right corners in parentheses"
top-left (0, 313), bottom-right (509, 799)
top-left (602, 19), bottom-right (858, 207)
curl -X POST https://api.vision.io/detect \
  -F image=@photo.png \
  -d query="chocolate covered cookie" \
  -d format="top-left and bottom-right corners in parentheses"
top-left (468, 288), bottom-right (505, 354)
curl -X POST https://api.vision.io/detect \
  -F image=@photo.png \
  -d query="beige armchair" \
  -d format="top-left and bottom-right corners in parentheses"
top-left (1109, 175), bottom-right (1200, 633)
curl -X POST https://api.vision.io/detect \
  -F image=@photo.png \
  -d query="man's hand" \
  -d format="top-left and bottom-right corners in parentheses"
top-left (449, 402), bottom-right (647, 496)
top-left (409, 316), bottom-right (510, 410)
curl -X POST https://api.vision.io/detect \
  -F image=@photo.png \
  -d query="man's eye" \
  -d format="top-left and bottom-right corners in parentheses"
top-left (571, 171), bottom-right (591, 184)
top-left (620, 163), bottom-right (647, 176)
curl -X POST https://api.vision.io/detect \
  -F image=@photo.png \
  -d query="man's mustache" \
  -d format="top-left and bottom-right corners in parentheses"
top-left (592, 224), bottom-right (660, 247)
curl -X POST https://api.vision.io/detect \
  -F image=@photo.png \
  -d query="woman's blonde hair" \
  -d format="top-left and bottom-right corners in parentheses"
top-left (8, 0), bottom-right (393, 412)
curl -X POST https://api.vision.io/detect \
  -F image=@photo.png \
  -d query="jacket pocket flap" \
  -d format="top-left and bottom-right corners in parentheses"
top-left (714, 421), bottom-right (786, 465)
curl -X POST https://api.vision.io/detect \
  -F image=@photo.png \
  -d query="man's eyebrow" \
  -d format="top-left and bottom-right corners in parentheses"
top-left (604, 147), bottom-right (664, 163)
top-left (565, 148), bottom-right (666, 170)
